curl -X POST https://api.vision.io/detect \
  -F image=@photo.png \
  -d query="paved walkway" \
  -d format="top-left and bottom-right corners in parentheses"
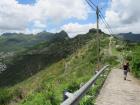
top-left (95, 69), bottom-right (140, 105)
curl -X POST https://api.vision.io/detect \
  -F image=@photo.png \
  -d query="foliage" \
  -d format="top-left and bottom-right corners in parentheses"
top-left (0, 31), bottom-right (68, 53)
top-left (0, 29), bottom-right (113, 105)
top-left (67, 81), bottom-right (80, 93)
top-left (80, 96), bottom-right (93, 105)
top-left (0, 29), bottom-right (96, 87)
top-left (104, 55), bottom-right (118, 66)
top-left (0, 88), bottom-right (12, 105)
top-left (21, 92), bottom-right (50, 105)
top-left (131, 45), bottom-right (140, 78)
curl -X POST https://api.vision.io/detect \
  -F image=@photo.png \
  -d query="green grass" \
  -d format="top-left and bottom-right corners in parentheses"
top-left (112, 47), bottom-right (119, 56)
top-left (0, 34), bottom-right (116, 105)
top-left (130, 45), bottom-right (140, 78)
top-left (17, 39), bottom-right (97, 105)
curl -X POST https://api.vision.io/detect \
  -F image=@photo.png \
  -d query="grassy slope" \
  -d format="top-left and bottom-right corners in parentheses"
top-left (0, 33), bottom-right (117, 105)
top-left (0, 31), bottom-right (95, 87)
top-left (22, 41), bottom-right (95, 104)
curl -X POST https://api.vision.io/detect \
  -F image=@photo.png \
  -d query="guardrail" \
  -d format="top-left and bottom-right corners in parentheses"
top-left (61, 65), bottom-right (109, 105)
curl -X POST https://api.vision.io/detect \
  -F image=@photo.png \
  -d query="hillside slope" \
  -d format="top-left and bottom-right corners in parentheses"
top-left (0, 31), bottom-right (68, 53)
top-left (0, 29), bottom-right (114, 105)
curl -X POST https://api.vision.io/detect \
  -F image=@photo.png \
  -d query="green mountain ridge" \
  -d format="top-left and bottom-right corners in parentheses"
top-left (0, 29), bottom-right (115, 105)
top-left (0, 29), bottom-right (101, 87)
top-left (116, 32), bottom-right (140, 42)
top-left (0, 30), bottom-right (68, 53)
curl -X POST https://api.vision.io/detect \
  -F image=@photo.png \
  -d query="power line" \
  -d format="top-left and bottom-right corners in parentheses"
top-left (87, 0), bottom-right (113, 35)
top-left (85, 0), bottom-right (101, 70)
top-left (98, 10), bottom-right (114, 56)
top-left (99, 12), bottom-right (112, 33)
top-left (85, 0), bottom-right (96, 11)
top-left (99, 15), bottom-right (112, 34)
top-left (99, 16), bottom-right (112, 34)
top-left (86, 0), bottom-right (114, 69)
top-left (86, 0), bottom-right (115, 65)
top-left (99, 10), bottom-right (114, 35)
top-left (88, 0), bottom-right (97, 8)
top-left (86, 0), bottom-right (113, 35)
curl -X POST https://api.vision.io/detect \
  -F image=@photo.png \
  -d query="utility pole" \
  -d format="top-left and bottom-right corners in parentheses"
top-left (85, 0), bottom-right (100, 70)
top-left (109, 36), bottom-right (113, 55)
top-left (96, 6), bottom-right (100, 70)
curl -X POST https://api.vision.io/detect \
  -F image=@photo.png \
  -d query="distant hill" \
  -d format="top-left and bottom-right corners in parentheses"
top-left (116, 32), bottom-right (140, 42)
top-left (0, 31), bottom-right (68, 53)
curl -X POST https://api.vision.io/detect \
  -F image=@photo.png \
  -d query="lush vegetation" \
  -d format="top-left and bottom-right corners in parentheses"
top-left (118, 41), bottom-right (140, 78)
top-left (130, 44), bottom-right (140, 78)
top-left (0, 29), bottom-right (118, 105)
top-left (0, 31), bottom-right (68, 53)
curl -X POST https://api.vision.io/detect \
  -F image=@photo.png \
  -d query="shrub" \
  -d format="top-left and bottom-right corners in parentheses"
top-left (131, 58), bottom-right (140, 78)
top-left (21, 92), bottom-right (52, 105)
top-left (116, 45), bottom-right (124, 52)
top-left (104, 55), bottom-right (118, 65)
top-left (80, 96), bottom-right (93, 105)
top-left (67, 81), bottom-right (80, 93)
top-left (0, 88), bottom-right (12, 105)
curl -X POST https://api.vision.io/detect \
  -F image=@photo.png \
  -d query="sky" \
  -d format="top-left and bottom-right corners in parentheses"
top-left (0, 0), bottom-right (140, 37)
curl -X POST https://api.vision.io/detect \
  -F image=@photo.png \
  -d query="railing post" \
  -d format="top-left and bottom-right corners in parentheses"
top-left (63, 90), bottom-right (73, 101)
top-left (63, 90), bottom-right (69, 101)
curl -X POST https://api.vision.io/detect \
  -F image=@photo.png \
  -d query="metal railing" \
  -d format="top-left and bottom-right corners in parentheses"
top-left (61, 65), bottom-right (109, 105)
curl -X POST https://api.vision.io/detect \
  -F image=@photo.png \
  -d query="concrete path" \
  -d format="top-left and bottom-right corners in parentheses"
top-left (95, 69), bottom-right (140, 105)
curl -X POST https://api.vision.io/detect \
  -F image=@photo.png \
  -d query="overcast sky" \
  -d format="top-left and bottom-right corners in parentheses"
top-left (0, 0), bottom-right (139, 37)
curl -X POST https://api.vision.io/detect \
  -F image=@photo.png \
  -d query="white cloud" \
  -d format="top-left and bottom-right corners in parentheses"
top-left (0, 0), bottom-right (89, 33)
top-left (1, 0), bottom-right (140, 36)
top-left (61, 23), bottom-right (96, 37)
top-left (59, 0), bottom-right (140, 36)
top-left (105, 0), bottom-right (140, 34)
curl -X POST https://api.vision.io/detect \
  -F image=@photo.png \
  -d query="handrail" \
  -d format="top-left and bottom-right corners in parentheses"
top-left (61, 65), bottom-right (109, 105)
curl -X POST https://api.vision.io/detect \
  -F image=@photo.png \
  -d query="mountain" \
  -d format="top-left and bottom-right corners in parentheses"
top-left (0, 29), bottom-right (98, 87)
top-left (116, 32), bottom-right (140, 42)
top-left (0, 31), bottom-right (68, 53)
top-left (0, 29), bottom-right (114, 105)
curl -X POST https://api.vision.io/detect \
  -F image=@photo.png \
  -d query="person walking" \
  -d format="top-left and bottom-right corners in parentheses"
top-left (123, 62), bottom-right (130, 80)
